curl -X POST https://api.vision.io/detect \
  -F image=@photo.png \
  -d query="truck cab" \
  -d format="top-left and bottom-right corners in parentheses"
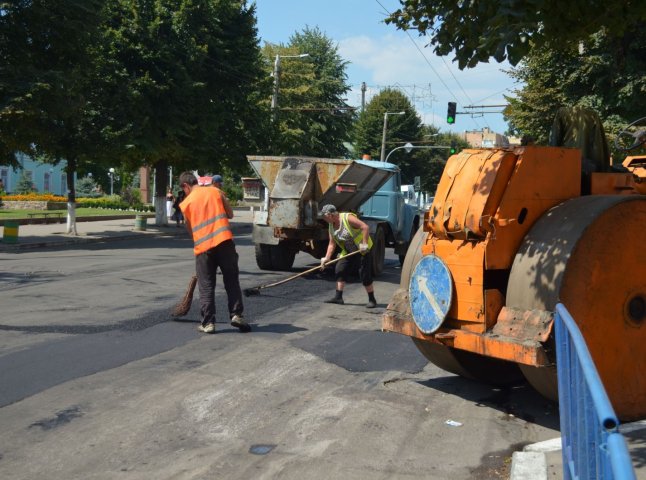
top-left (358, 160), bottom-right (420, 266)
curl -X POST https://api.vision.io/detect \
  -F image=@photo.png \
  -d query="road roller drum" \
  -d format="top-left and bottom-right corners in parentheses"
top-left (507, 195), bottom-right (646, 420)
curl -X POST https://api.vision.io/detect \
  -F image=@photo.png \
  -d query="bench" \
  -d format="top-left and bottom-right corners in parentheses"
top-left (27, 212), bottom-right (64, 224)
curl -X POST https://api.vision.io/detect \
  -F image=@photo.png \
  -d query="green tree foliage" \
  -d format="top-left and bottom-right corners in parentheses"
top-left (385, 0), bottom-right (646, 69)
top-left (504, 25), bottom-right (646, 148)
top-left (101, 0), bottom-right (269, 184)
top-left (352, 88), bottom-right (421, 178)
top-left (0, 0), bottom-right (108, 203)
top-left (265, 27), bottom-right (353, 157)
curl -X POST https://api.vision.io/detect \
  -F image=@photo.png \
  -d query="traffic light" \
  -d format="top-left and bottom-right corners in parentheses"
top-left (447, 102), bottom-right (457, 124)
top-left (450, 140), bottom-right (457, 154)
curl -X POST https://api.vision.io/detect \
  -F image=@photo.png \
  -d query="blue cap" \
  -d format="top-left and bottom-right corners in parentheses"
top-left (212, 174), bottom-right (223, 184)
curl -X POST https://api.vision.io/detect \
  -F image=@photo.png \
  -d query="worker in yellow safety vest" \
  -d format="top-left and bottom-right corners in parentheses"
top-left (319, 204), bottom-right (377, 308)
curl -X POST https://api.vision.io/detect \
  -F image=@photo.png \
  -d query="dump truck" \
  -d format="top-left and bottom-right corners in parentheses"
top-left (248, 155), bottom-right (420, 275)
top-left (382, 111), bottom-right (646, 421)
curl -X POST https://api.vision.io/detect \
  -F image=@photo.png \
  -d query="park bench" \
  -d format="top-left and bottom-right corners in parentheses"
top-left (27, 212), bottom-right (64, 224)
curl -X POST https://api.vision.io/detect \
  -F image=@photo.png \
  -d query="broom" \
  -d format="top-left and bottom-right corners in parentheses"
top-left (244, 250), bottom-right (362, 297)
top-left (170, 275), bottom-right (198, 317)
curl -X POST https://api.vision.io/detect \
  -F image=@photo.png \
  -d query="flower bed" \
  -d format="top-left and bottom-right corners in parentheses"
top-left (0, 193), bottom-right (152, 212)
top-left (1, 193), bottom-right (67, 202)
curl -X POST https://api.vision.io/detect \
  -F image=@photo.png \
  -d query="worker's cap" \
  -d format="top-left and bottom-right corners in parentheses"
top-left (318, 204), bottom-right (337, 216)
top-left (212, 174), bottom-right (223, 184)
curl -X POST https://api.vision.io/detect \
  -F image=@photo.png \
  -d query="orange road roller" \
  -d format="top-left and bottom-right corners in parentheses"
top-left (383, 113), bottom-right (646, 421)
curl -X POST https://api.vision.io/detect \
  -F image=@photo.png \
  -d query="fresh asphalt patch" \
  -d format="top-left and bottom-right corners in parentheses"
top-left (291, 326), bottom-right (428, 373)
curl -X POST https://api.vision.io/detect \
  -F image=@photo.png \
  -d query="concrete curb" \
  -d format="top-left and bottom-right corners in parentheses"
top-left (510, 451), bottom-right (547, 480)
top-left (509, 420), bottom-right (646, 480)
top-left (0, 221), bottom-right (251, 252)
top-left (510, 438), bottom-right (561, 480)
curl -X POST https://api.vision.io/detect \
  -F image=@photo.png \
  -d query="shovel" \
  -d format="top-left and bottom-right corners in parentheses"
top-left (243, 249), bottom-right (362, 297)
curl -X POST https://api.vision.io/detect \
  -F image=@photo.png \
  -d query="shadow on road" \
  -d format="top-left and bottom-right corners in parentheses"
top-left (416, 375), bottom-right (560, 430)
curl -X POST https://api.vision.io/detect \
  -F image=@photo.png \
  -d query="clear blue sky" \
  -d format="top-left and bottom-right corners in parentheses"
top-left (253, 0), bottom-right (519, 135)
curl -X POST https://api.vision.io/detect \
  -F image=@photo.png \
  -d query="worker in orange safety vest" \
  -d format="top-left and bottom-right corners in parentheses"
top-left (178, 171), bottom-right (250, 334)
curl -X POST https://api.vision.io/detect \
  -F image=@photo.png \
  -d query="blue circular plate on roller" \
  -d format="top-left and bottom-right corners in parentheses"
top-left (409, 254), bottom-right (453, 334)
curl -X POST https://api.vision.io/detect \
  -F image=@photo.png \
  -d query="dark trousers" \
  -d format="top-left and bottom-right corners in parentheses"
top-left (334, 250), bottom-right (373, 286)
top-left (195, 239), bottom-right (243, 326)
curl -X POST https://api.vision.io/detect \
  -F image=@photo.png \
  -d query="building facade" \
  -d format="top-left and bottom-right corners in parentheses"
top-left (0, 153), bottom-right (71, 195)
top-left (463, 127), bottom-right (510, 148)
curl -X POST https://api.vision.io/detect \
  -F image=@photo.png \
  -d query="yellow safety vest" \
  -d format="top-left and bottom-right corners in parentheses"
top-left (329, 212), bottom-right (373, 256)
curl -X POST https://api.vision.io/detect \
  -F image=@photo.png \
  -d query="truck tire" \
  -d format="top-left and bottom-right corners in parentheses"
top-left (371, 226), bottom-right (386, 276)
top-left (255, 244), bottom-right (274, 270)
top-left (270, 242), bottom-right (296, 271)
top-left (399, 224), bottom-right (417, 265)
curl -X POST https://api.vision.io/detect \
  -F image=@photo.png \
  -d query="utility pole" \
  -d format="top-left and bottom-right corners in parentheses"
top-left (361, 82), bottom-right (366, 113)
top-left (271, 55), bottom-right (282, 122)
top-left (271, 53), bottom-right (310, 122)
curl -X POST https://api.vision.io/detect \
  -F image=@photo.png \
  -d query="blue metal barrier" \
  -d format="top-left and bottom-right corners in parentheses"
top-left (555, 303), bottom-right (636, 480)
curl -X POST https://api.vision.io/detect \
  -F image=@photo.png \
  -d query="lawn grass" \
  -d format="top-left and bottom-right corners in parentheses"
top-left (0, 208), bottom-right (150, 220)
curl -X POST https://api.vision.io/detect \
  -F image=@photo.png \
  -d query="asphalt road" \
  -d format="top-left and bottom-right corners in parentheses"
top-left (0, 232), bottom-right (560, 479)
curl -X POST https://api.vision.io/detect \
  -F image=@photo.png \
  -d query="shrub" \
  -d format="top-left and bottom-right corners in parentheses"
top-left (223, 182), bottom-right (242, 204)
top-left (15, 171), bottom-right (36, 194)
top-left (76, 176), bottom-right (99, 196)
top-left (120, 187), bottom-right (142, 208)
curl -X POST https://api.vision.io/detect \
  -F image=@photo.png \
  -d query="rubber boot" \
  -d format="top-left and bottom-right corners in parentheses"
top-left (325, 290), bottom-right (344, 305)
top-left (366, 292), bottom-right (377, 308)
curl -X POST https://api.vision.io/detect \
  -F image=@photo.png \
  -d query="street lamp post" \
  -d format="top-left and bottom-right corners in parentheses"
top-left (271, 53), bottom-right (310, 121)
top-left (384, 143), bottom-right (451, 163)
top-left (380, 111), bottom-right (405, 162)
top-left (108, 168), bottom-right (115, 195)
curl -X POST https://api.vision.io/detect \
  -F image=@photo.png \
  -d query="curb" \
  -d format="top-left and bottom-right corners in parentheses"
top-left (0, 213), bottom-right (155, 227)
top-left (0, 222), bottom-right (251, 252)
top-left (510, 438), bottom-right (561, 480)
top-left (509, 420), bottom-right (646, 480)
top-left (510, 451), bottom-right (547, 480)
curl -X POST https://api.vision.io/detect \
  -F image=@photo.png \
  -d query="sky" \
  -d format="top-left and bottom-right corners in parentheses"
top-left (253, 0), bottom-right (521, 136)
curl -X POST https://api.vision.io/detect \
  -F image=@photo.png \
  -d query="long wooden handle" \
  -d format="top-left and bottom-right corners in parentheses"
top-left (258, 249), bottom-right (362, 291)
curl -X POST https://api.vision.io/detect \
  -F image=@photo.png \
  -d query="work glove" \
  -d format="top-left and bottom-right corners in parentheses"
top-left (320, 257), bottom-right (330, 270)
top-left (359, 243), bottom-right (369, 254)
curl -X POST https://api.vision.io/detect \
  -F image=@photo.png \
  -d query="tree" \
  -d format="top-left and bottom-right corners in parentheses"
top-left (15, 171), bottom-right (36, 194)
top-left (100, 0), bottom-right (269, 222)
top-left (75, 176), bottom-right (99, 197)
top-left (504, 25), bottom-right (646, 151)
top-left (385, 0), bottom-right (646, 69)
top-left (352, 88), bottom-right (422, 179)
top-left (0, 0), bottom-right (109, 233)
top-left (264, 27), bottom-right (354, 157)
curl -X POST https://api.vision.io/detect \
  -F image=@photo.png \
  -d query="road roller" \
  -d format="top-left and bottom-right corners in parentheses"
top-left (382, 113), bottom-right (646, 420)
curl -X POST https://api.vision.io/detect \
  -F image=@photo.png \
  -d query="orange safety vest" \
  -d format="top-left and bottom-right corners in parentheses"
top-left (180, 186), bottom-right (233, 255)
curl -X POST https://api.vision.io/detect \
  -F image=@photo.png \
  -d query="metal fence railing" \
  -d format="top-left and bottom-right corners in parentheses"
top-left (555, 303), bottom-right (636, 480)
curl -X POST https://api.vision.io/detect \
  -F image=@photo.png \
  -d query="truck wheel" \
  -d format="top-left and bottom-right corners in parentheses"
top-left (269, 242), bottom-right (296, 271)
top-left (371, 226), bottom-right (386, 276)
top-left (255, 244), bottom-right (274, 270)
top-left (399, 225), bottom-right (417, 265)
